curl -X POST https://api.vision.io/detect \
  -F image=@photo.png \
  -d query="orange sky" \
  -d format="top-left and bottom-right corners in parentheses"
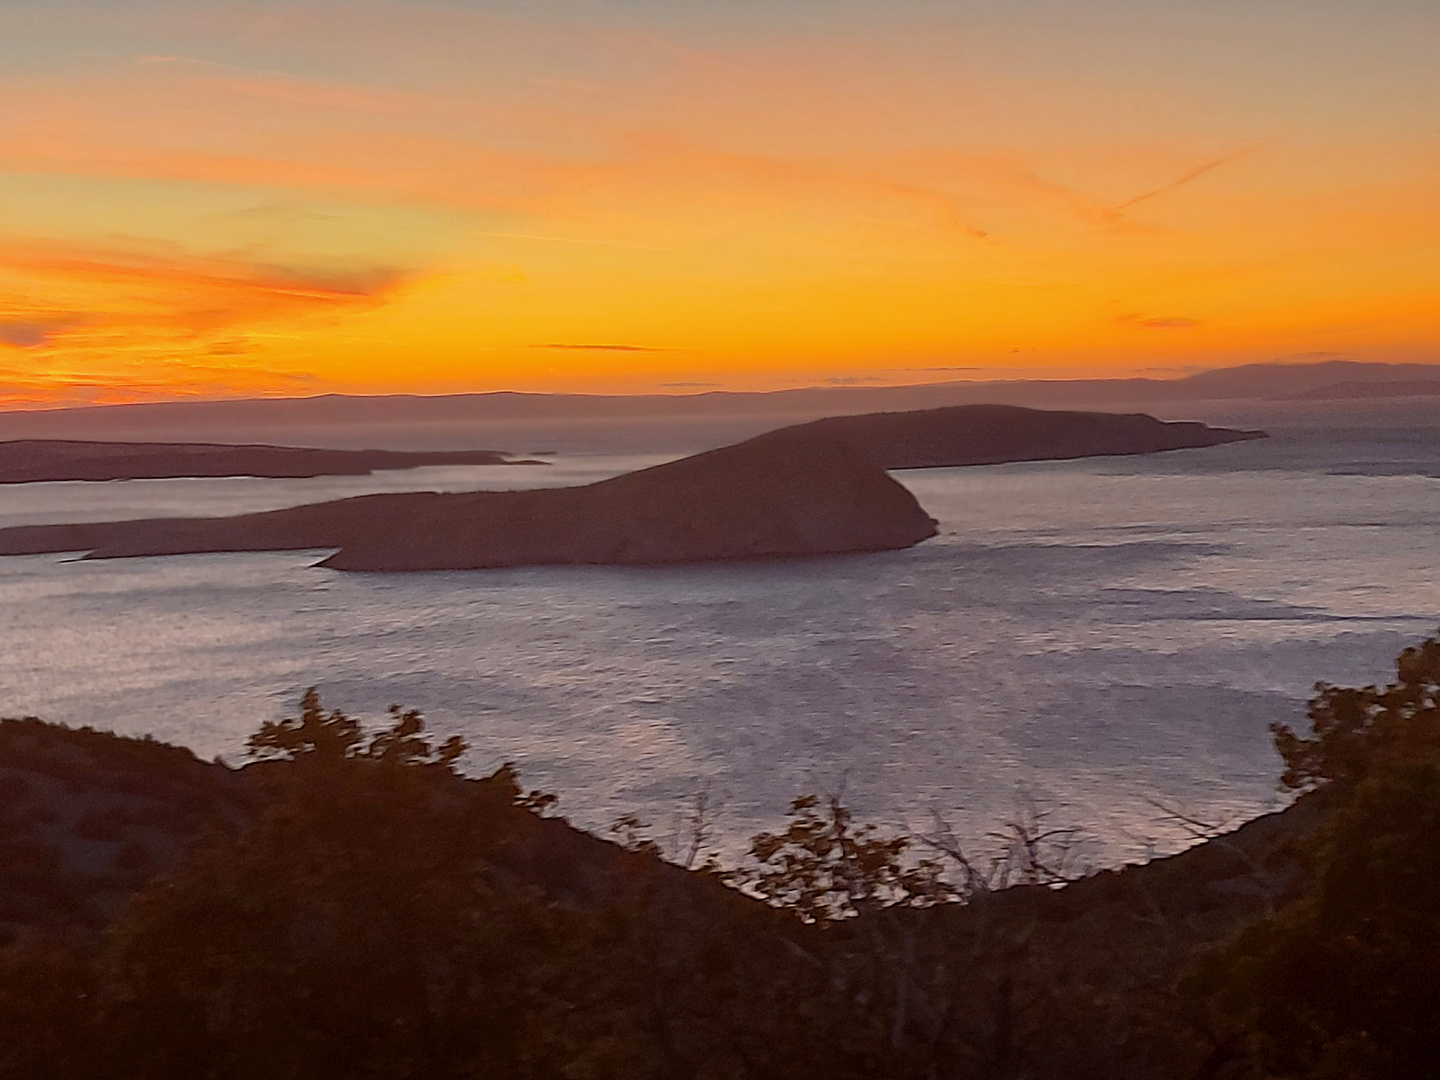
top-left (1, 0), bottom-right (1438, 406)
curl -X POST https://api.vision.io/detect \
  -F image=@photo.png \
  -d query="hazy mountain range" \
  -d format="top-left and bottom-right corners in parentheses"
top-left (0, 360), bottom-right (1433, 453)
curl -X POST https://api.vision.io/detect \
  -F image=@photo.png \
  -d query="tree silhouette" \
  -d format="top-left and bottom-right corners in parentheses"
top-left (1199, 631), bottom-right (1440, 1079)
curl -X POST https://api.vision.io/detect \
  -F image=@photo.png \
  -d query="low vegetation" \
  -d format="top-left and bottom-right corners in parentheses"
top-left (1, 634), bottom-right (1437, 1078)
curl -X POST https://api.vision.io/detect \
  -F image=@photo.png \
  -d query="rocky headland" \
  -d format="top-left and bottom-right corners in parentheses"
top-left (0, 440), bottom-right (539, 484)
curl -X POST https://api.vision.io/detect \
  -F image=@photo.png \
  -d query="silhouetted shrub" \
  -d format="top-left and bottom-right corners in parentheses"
top-left (1197, 630), bottom-right (1440, 1079)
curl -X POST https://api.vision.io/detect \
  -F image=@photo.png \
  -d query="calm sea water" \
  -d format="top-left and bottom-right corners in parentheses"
top-left (2, 401), bottom-right (1438, 864)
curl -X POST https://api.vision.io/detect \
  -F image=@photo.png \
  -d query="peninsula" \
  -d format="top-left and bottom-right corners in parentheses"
top-left (0, 440), bottom-right (541, 484)
top-left (753, 403), bottom-right (1265, 469)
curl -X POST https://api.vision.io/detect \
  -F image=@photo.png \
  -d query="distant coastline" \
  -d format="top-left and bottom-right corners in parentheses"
top-left (1280, 378), bottom-right (1440, 401)
top-left (0, 441), bottom-right (544, 484)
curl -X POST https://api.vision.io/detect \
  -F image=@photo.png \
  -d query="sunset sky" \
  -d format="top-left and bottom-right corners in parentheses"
top-left (1, 0), bottom-right (1437, 405)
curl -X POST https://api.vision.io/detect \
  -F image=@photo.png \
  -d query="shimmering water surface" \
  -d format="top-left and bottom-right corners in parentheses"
top-left (2, 402), bottom-right (1438, 862)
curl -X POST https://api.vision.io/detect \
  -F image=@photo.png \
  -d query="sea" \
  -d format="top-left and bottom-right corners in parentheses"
top-left (2, 398), bottom-right (1438, 866)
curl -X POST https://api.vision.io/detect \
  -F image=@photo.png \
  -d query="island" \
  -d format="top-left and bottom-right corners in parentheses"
top-left (0, 439), bottom-right (543, 484)
top-left (0, 405), bottom-right (1262, 571)
top-left (0, 436), bottom-right (940, 569)
top-left (752, 403), bottom-right (1265, 469)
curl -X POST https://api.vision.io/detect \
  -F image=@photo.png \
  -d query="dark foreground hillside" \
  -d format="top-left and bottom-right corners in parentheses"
top-left (2, 633), bottom-right (1437, 1079)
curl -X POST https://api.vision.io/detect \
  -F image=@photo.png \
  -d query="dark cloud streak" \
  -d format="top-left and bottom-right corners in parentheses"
top-left (0, 319), bottom-right (74, 348)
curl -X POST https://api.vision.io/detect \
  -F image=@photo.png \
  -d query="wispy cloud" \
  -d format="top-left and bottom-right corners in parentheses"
top-left (130, 55), bottom-right (427, 115)
top-left (0, 240), bottom-right (404, 300)
top-left (0, 237), bottom-right (410, 337)
top-left (534, 343), bottom-right (674, 352)
top-left (0, 320), bottom-right (67, 348)
top-left (0, 235), bottom-right (416, 403)
top-left (1118, 314), bottom-right (1201, 330)
top-left (891, 365), bottom-right (986, 372)
top-left (0, 356), bottom-right (320, 409)
top-left (1114, 145), bottom-right (1261, 212)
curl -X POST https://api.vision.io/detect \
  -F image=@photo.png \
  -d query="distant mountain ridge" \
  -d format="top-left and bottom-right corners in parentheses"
top-left (0, 360), bottom-right (1431, 450)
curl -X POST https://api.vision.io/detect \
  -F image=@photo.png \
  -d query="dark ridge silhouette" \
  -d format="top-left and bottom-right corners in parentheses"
top-left (0, 440), bottom-right (540, 484)
top-left (753, 403), bottom-right (1264, 469)
top-left (1280, 379), bottom-right (1440, 401)
top-left (0, 437), bottom-right (939, 569)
